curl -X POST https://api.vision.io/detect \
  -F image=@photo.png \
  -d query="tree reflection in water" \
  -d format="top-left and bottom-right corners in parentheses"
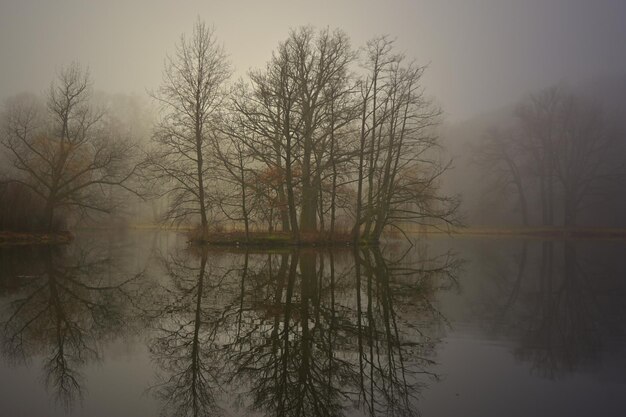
top-left (483, 240), bottom-right (626, 379)
top-left (148, 247), bottom-right (236, 417)
top-left (0, 244), bottom-right (146, 409)
top-left (149, 245), bottom-right (460, 417)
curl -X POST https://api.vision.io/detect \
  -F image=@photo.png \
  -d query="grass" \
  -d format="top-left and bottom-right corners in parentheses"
top-left (187, 229), bottom-right (377, 247)
top-left (414, 226), bottom-right (626, 239)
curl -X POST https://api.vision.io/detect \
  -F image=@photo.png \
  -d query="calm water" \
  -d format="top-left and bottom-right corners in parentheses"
top-left (1, 231), bottom-right (625, 417)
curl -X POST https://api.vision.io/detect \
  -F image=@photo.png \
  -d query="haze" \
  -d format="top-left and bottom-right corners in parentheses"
top-left (1, 0), bottom-right (625, 122)
top-left (2, 3), bottom-right (626, 416)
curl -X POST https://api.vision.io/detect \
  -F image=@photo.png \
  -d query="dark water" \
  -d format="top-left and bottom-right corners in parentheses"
top-left (1, 231), bottom-right (625, 417)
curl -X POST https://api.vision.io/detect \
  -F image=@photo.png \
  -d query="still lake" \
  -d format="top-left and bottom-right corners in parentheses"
top-left (1, 231), bottom-right (625, 417)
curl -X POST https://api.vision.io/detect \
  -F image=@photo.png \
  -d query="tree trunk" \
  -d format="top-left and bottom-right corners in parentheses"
top-left (329, 105), bottom-right (337, 237)
top-left (277, 183), bottom-right (291, 232)
top-left (300, 130), bottom-right (317, 234)
top-left (353, 92), bottom-right (369, 242)
top-left (45, 198), bottom-right (55, 232)
top-left (240, 157), bottom-right (249, 242)
top-left (283, 120), bottom-right (299, 241)
top-left (195, 109), bottom-right (209, 241)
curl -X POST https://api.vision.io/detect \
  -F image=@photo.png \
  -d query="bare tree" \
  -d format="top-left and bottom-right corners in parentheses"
top-left (473, 127), bottom-right (530, 226)
top-left (145, 19), bottom-right (231, 239)
top-left (288, 27), bottom-right (354, 234)
top-left (227, 50), bottom-right (302, 239)
top-left (227, 27), bottom-right (356, 241)
top-left (552, 94), bottom-right (618, 226)
top-left (212, 132), bottom-right (254, 240)
top-left (479, 86), bottom-right (623, 228)
top-left (0, 64), bottom-right (140, 231)
top-left (515, 87), bottom-right (562, 226)
top-left (355, 37), bottom-right (457, 242)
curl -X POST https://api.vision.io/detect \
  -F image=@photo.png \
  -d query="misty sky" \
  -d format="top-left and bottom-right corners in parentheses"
top-left (1, 0), bottom-right (625, 122)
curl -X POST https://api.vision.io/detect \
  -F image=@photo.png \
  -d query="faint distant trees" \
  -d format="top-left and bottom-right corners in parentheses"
top-left (145, 19), bottom-right (231, 240)
top-left (475, 86), bottom-right (622, 227)
top-left (0, 64), bottom-right (140, 231)
top-left (473, 127), bottom-right (529, 226)
top-left (515, 88), bottom-right (561, 226)
top-left (549, 95), bottom-right (619, 226)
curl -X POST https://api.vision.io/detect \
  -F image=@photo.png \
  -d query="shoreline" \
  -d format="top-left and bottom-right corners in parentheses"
top-left (417, 227), bottom-right (626, 239)
top-left (188, 231), bottom-right (378, 248)
top-left (4, 226), bottom-right (624, 248)
top-left (0, 231), bottom-right (74, 246)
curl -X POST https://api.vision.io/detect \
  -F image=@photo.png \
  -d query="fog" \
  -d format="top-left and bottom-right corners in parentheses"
top-left (2, 0), bottom-right (626, 121)
top-left (2, 4), bottom-right (626, 415)
top-left (1, 0), bottom-right (626, 233)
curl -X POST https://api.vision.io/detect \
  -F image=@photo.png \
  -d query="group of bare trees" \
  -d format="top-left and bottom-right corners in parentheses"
top-left (0, 19), bottom-right (456, 241)
top-left (475, 86), bottom-right (624, 227)
top-left (146, 20), bottom-right (457, 243)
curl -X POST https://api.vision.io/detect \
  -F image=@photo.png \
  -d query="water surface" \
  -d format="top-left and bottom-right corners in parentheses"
top-left (1, 232), bottom-right (624, 416)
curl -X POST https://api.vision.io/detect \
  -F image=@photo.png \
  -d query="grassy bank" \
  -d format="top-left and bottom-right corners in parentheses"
top-left (0, 231), bottom-right (74, 246)
top-left (418, 226), bottom-right (626, 239)
top-left (133, 223), bottom-right (626, 243)
top-left (188, 230), bottom-right (378, 247)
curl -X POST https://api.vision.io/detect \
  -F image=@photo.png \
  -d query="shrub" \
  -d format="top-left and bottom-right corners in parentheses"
top-left (0, 183), bottom-right (65, 232)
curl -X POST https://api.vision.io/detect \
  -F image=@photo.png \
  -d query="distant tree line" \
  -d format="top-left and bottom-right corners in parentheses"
top-left (474, 86), bottom-right (625, 228)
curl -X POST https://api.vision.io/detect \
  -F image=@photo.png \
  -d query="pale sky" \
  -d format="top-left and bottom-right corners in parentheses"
top-left (1, 0), bottom-right (625, 121)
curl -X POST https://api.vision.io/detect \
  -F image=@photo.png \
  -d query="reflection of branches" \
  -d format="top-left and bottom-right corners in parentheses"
top-left (484, 241), bottom-right (626, 379)
top-left (223, 246), bottom-right (457, 417)
top-left (487, 241), bottom-right (528, 335)
top-left (516, 243), bottom-right (604, 378)
top-left (0, 245), bottom-right (144, 410)
top-left (149, 248), bottom-right (244, 417)
top-left (147, 243), bottom-right (459, 417)
top-left (352, 248), bottom-right (445, 417)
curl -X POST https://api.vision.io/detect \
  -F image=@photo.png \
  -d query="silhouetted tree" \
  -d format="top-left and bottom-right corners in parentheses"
top-left (355, 37), bottom-right (457, 242)
top-left (0, 65), bottom-right (140, 231)
top-left (473, 127), bottom-right (529, 225)
top-left (145, 19), bottom-right (231, 239)
top-left (216, 29), bottom-right (456, 243)
top-left (477, 86), bottom-right (623, 227)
